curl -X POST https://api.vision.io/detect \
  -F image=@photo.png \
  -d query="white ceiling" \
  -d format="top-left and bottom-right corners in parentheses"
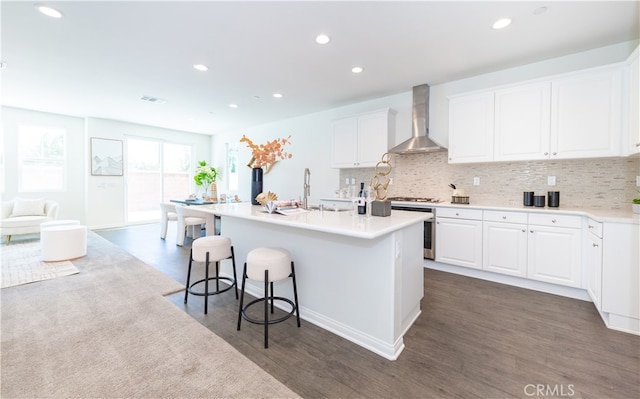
top-left (2, 0), bottom-right (639, 135)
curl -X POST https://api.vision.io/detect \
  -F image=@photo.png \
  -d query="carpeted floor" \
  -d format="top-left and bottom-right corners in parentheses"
top-left (0, 231), bottom-right (299, 398)
top-left (1, 240), bottom-right (79, 289)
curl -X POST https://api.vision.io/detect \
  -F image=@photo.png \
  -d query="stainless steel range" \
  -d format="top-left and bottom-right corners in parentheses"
top-left (388, 197), bottom-right (438, 260)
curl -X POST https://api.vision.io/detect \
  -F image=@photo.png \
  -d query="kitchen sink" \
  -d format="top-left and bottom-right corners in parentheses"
top-left (308, 205), bottom-right (351, 212)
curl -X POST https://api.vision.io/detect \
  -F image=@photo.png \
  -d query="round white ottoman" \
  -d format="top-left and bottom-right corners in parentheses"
top-left (41, 219), bottom-right (80, 230)
top-left (41, 224), bottom-right (87, 262)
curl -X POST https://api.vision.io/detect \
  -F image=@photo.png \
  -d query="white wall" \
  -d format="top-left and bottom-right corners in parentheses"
top-left (2, 107), bottom-right (87, 222)
top-left (85, 117), bottom-right (212, 228)
top-left (1, 107), bottom-right (212, 228)
top-left (213, 41), bottom-right (639, 203)
top-left (213, 91), bottom-right (412, 204)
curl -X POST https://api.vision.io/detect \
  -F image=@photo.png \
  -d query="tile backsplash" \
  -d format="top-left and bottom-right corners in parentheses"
top-left (339, 152), bottom-right (640, 210)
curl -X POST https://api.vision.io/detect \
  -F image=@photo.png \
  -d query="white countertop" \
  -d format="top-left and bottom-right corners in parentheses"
top-left (196, 202), bottom-right (430, 239)
top-left (390, 200), bottom-right (640, 224)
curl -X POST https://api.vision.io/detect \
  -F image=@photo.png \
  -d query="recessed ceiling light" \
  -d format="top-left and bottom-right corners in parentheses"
top-left (36, 5), bottom-right (63, 18)
top-left (492, 18), bottom-right (512, 30)
top-left (140, 96), bottom-right (167, 104)
top-left (351, 66), bottom-right (364, 74)
top-left (273, 93), bottom-right (283, 98)
top-left (315, 34), bottom-right (330, 45)
top-left (533, 6), bottom-right (548, 15)
top-left (229, 103), bottom-right (238, 108)
top-left (193, 64), bottom-right (208, 71)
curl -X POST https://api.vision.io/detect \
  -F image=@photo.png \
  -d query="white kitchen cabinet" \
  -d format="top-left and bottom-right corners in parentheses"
top-left (585, 219), bottom-right (603, 310)
top-left (331, 108), bottom-right (396, 168)
top-left (494, 82), bottom-right (551, 161)
top-left (447, 92), bottom-right (494, 163)
top-left (527, 214), bottom-right (582, 288)
top-left (602, 222), bottom-right (640, 325)
top-left (550, 66), bottom-right (622, 159)
top-left (436, 208), bottom-right (483, 269)
top-left (625, 46), bottom-right (639, 155)
top-left (482, 211), bottom-right (528, 278)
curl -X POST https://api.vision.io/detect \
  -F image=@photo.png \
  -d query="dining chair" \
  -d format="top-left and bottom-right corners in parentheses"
top-left (175, 205), bottom-right (217, 246)
top-left (159, 203), bottom-right (178, 240)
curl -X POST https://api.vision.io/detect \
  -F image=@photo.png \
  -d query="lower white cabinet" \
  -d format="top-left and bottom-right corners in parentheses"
top-left (602, 222), bottom-right (640, 322)
top-left (482, 211), bottom-right (528, 278)
top-left (527, 214), bottom-right (582, 288)
top-left (436, 208), bottom-right (483, 269)
top-left (585, 219), bottom-right (603, 310)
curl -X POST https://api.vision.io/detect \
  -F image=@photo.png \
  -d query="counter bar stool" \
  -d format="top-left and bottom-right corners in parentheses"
top-left (237, 247), bottom-right (300, 348)
top-left (184, 235), bottom-right (238, 315)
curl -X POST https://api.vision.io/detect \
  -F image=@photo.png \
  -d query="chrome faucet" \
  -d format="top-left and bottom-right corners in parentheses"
top-left (303, 168), bottom-right (310, 209)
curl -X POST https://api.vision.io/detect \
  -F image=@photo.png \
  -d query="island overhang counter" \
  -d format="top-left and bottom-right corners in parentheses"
top-left (198, 202), bottom-right (428, 360)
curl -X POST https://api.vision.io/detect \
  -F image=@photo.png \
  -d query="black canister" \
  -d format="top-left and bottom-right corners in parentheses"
top-left (548, 191), bottom-right (560, 208)
top-left (534, 195), bottom-right (545, 207)
top-left (523, 192), bottom-right (534, 206)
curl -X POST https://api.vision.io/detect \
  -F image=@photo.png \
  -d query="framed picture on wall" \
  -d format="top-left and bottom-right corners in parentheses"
top-left (91, 138), bottom-right (123, 176)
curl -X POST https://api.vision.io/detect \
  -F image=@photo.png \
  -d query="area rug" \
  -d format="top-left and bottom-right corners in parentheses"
top-left (1, 240), bottom-right (79, 289)
top-left (1, 231), bottom-right (299, 398)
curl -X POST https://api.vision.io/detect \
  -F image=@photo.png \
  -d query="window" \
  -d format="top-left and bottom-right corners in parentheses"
top-left (18, 125), bottom-right (65, 191)
top-left (226, 142), bottom-right (239, 191)
top-left (125, 137), bottom-right (191, 223)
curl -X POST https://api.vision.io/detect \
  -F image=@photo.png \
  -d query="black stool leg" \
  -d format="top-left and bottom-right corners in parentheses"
top-left (237, 263), bottom-right (248, 331)
top-left (184, 249), bottom-right (193, 304)
top-left (215, 260), bottom-right (220, 292)
top-left (204, 252), bottom-right (210, 315)
top-left (264, 269), bottom-right (269, 348)
top-left (291, 261), bottom-right (301, 327)
top-left (270, 281), bottom-right (275, 314)
top-left (231, 247), bottom-right (238, 299)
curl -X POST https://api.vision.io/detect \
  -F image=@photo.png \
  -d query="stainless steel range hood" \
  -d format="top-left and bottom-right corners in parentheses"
top-left (388, 84), bottom-right (444, 154)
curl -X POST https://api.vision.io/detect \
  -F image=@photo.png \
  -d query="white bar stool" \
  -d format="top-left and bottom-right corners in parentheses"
top-left (184, 235), bottom-right (238, 314)
top-left (237, 247), bottom-right (301, 348)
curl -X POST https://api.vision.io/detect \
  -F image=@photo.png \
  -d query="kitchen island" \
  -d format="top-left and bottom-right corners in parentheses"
top-left (197, 202), bottom-right (429, 360)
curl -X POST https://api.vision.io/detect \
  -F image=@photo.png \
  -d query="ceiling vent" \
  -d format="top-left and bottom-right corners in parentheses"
top-left (140, 96), bottom-right (167, 104)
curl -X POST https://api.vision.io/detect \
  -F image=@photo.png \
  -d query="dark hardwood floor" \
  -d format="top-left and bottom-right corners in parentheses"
top-left (96, 223), bottom-right (640, 399)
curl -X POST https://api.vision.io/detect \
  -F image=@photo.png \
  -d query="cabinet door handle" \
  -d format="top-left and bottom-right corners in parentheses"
top-left (522, 229), bottom-right (526, 232)
top-left (636, 142), bottom-right (640, 147)
top-left (592, 243), bottom-right (599, 247)
top-left (530, 230), bottom-right (534, 233)
top-left (552, 152), bottom-right (557, 155)
top-left (455, 213), bottom-right (459, 216)
top-left (551, 219), bottom-right (557, 223)
top-left (502, 216), bottom-right (507, 219)
top-left (544, 152), bottom-right (548, 156)
top-left (588, 225), bottom-right (593, 229)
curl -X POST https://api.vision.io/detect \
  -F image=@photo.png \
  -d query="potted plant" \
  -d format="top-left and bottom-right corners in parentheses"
top-left (194, 161), bottom-right (218, 200)
top-left (633, 190), bottom-right (640, 214)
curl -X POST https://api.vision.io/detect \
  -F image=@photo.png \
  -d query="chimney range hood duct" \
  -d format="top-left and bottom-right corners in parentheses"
top-left (388, 84), bottom-right (444, 154)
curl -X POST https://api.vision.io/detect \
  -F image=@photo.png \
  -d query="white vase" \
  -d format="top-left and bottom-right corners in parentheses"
top-left (633, 204), bottom-right (640, 214)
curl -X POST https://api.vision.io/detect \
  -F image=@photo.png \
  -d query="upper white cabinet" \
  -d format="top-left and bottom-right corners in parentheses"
top-left (494, 82), bottom-right (551, 161)
top-left (448, 63), bottom-right (626, 163)
top-left (550, 66), bottom-right (622, 159)
top-left (625, 47), bottom-right (639, 155)
top-left (331, 109), bottom-right (396, 168)
top-left (447, 92), bottom-right (494, 163)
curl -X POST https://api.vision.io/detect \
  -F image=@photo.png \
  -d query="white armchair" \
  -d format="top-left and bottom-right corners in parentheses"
top-left (1, 198), bottom-right (59, 244)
